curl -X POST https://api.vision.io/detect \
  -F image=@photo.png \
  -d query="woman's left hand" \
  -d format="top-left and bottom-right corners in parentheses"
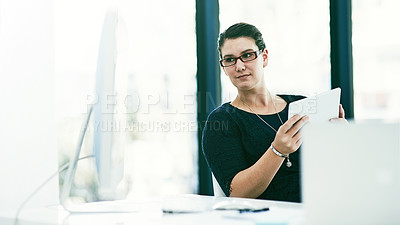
top-left (329, 104), bottom-right (348, 123)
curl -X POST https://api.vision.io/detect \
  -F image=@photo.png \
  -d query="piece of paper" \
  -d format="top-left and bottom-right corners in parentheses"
top-left (288, 88), bottom-right (341, 123)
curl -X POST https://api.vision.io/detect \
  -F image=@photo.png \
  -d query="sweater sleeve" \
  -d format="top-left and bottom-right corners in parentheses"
top-left (201, 108), bottom-right (249, 196)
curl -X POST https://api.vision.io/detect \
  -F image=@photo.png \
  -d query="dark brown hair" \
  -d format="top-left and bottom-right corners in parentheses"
top-left (218, 22), bottom-right (266, 57)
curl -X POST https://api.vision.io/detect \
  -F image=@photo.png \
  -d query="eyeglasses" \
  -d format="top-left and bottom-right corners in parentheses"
top-left (219, 50), bottom-right (263, 67)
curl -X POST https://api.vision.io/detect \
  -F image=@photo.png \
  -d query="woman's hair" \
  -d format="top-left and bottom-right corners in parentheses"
top-left (218, 22), bottom-right (266, 57)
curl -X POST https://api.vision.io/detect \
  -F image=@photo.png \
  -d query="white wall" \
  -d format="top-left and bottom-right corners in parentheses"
top-left (0, 0), bottom-right (58, 216)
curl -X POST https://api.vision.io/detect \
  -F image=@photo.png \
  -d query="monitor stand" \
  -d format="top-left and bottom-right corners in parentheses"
top-left (60, 106), bottom-right (139, 213)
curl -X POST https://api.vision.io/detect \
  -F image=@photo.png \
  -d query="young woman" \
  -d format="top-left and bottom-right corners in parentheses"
top-left (202, 22), bottom-right (346, 202)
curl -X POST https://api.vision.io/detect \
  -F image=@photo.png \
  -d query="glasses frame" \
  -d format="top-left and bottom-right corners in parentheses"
top-left (219, 49), bottom-right (264, 67)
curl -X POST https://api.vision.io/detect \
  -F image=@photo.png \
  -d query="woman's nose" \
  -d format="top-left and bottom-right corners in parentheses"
top-left (235, 59), bottom-right (246, 72)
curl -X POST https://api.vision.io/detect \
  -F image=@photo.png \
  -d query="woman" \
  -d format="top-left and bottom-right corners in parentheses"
top-left (202, 22), bottom-right (346, 202)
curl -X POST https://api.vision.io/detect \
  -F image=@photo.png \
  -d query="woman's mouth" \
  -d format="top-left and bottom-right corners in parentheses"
top-left (237, 74), bottom-right (250, 79)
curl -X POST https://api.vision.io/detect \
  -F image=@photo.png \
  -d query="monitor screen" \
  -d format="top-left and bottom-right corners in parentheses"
top-left (92, 8), bottom-right (127, 201)
top-left (60, 8), bottom-right (128, 205)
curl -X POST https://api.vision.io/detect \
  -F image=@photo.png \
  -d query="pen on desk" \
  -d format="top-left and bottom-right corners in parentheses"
top-left (239, 207), bottom-right (269, 213)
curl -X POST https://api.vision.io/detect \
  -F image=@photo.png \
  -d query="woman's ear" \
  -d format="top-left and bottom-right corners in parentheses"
top-left (262, 49), bottom-right (269, 67)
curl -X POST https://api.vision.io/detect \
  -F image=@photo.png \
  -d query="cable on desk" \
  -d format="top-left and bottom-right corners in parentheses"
top-left (15, 155), bottom-right (94, 220)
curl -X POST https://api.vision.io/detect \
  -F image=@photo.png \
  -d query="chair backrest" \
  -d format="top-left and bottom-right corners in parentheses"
top-left (212, 173), bottom-right (226, 197)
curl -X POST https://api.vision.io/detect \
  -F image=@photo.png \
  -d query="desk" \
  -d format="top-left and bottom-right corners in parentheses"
top-left (0, 195), bottom-right (304, 225)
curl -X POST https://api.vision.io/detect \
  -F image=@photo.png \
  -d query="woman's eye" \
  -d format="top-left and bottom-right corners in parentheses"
top-left (225, 58), bottom-right (235, 62)
top-left (242, 53), bottom-right (253, 59)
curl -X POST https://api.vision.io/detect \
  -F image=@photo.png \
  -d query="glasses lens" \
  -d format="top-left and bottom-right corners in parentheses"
top-left (221, 58), bottom-right (236, 67)
top-left (220, 51), bottom-right (261, 67)
top-left (241, 52), bottom-right (257, 62)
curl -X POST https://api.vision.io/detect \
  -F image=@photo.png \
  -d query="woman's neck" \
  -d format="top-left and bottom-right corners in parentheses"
top-left (232, 88), bottom-right (286, 115)
top-left (237, 89), bottom-right (270, 108)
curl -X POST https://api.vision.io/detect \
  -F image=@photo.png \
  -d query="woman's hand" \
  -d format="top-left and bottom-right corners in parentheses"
top-left (329, 104), bottom-right (348, 123)
top-left (272, 114), bottom-right (309, 155)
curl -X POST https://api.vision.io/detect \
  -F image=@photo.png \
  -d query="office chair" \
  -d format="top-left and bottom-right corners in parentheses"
top-left (212, 173), bottom-right (226, 197)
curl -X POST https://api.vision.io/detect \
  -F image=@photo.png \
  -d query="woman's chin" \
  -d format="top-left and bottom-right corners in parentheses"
top-left (235, 81), bottom-right (257, 91)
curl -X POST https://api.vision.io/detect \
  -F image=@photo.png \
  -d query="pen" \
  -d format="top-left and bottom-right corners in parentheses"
top-left (239, 207), bottom-right (270, 213)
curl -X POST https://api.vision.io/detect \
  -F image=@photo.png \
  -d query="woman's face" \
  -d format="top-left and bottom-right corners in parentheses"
top-left (220, 37), bottom-right (268, 91)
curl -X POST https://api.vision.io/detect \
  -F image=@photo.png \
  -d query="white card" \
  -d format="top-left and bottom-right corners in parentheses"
top-left (288, 88), bottom-right (341, 122)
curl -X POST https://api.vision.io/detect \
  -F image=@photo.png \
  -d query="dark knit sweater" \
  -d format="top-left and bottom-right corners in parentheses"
top-left (202, 95), bottom-right (305, 202)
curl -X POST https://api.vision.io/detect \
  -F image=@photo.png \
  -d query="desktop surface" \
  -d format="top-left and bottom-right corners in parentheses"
top-left (1, 195), bottom-right (304, 225)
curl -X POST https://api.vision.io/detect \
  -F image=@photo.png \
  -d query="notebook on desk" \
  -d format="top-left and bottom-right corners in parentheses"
top-left (301, 121), bottom-right (400, 225)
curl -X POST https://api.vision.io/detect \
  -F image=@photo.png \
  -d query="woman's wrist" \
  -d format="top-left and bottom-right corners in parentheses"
top-left (270, 143), bottom-right (292, 167)
top-left (270, 143), bottom-right (288, 158)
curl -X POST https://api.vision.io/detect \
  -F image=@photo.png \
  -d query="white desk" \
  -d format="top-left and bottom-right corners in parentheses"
top-left (0, 195), bottom-right (304, 225)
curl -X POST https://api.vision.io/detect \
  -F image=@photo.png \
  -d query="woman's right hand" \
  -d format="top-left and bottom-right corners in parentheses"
top-left (272, 114), bottom-right (309, 155)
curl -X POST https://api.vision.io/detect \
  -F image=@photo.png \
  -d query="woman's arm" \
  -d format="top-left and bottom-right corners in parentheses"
top-left (202, 110), bottom-right (250, 196)
top-left (229, 114), bottom-right (309, 198)
top-left (229, 146), bottom-right (284, 198)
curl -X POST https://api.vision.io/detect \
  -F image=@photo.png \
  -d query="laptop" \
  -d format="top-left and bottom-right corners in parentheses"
top-left (301, 121), bottom-right (400, 225)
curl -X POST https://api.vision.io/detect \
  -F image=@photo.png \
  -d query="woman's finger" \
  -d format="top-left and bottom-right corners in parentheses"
top-left (339, 104), bottom-right (345, 118)
top-left (286, 115), bottom-right (309, 137)
top-left (279, 114), bottom-right (303, 133)
top-left (295, 137), bottom-right (303, 147)
top-left (292, 129), bottom-right (303, 143)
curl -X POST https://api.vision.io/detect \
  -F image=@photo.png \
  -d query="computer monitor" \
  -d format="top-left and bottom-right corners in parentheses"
top-left (302, 121), bottom-right (400, 225)
top-left (92, 7), bottom-right (127, 201)
top-left (60, 8), bottom-right (128, 209)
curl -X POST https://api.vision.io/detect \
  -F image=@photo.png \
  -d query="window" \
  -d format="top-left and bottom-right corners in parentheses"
top-left (55, 0), bottom-right (197, 201)
top-left (352, 0), bottom-right (400, 120)
top-left (219, 0), bottom-right (331, 101)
